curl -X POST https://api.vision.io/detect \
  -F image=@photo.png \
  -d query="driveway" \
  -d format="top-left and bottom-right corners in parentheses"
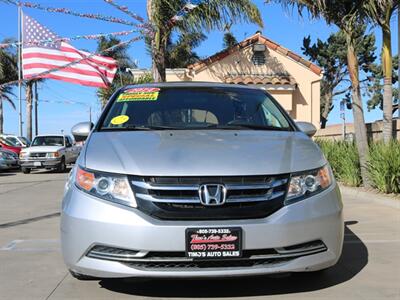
top-left (0, 170), bottom-right (399, 299)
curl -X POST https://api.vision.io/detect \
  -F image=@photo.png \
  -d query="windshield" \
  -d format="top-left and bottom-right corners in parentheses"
top-left (32, 136), bottom-right (64, 146)
top-left (19, 137), bottom-right (30, 146)
top-left (3, 137), bottom-right (23, 146)
top-left (100, 87), bottom-right (292, 131)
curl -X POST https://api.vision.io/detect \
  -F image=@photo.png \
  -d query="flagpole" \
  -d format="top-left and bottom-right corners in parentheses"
top-left (17, 4), bottom-right (23, 136)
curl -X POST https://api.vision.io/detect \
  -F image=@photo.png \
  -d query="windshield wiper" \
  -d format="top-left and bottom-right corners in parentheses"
top-left (100, 125), bottom-right (180, 131)
top-left (205, 123), bottom-right (290, 131)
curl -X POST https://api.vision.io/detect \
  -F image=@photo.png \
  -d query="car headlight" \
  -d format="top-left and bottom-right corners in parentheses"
top-left (285, 164), bottom-right (333, 204)
top-left (19, 152), bottom-right (27, 159)
top-left (74, 165), bottom-right (136, 208)
top-left (47, 152), bottom-right (60, 158)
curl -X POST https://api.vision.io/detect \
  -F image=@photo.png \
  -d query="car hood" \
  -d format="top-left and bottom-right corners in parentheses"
top-left (25, 146), bottom-right (64, 152)
top-left (83, 130), bottom-right (326, 176)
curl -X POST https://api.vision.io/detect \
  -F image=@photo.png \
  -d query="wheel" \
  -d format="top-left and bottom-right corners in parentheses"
top-left (68, 269), bottom-right (97, 281)
top-left (22, 167), bottom-right (31, 174)
top-left (56, 157), bottom-right (67, 173)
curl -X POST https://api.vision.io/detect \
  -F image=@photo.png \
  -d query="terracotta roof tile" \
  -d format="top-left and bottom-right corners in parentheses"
top-left (188, 33), bottom-right (322, 76)
top-left (224, 75), bottom-right (297, 86)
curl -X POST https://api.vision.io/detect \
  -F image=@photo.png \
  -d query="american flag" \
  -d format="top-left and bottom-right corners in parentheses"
top-left (22, 13), bottom-right (118, 88)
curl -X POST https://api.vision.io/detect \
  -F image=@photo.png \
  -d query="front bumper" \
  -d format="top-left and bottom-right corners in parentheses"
top-left (20, 158), bottom-right (61, 168)
top-left (61, 183), bottom-right (344, 278)
top-left (0, 160), bottom-right (19, 170)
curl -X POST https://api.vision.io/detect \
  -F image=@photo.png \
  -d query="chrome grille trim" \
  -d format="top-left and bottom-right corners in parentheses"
top-left (135, 191), bottom-right (285, 204)
top-left (131, 178), bottom-right (288, 191)
top-left (131, 176), bottom-right (288, 205)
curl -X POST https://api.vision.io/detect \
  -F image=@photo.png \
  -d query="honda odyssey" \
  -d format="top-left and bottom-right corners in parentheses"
top-left (61, 82), bottom-right (343, 279)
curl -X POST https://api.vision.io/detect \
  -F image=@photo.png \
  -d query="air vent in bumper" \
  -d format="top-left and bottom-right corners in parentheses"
top-left (86, 240), bottom-right (327, 270)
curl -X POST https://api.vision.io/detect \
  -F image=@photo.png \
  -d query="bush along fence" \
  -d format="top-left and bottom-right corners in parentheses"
top-left (315, 139), bottom-right (400, 194)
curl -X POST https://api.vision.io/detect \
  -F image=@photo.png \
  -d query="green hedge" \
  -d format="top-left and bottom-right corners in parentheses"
top-left (315, 139), bottom-right (400, 194)
top-left (367, 141), bottom-right (400, 193)
top-left (315, 139), bottom-right (361, 187)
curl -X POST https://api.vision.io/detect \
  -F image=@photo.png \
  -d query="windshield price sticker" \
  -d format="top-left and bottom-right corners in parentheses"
top-left (117, 87), bottom-right (160, 102)
top-left (185, 227), bottom-right (242, 259)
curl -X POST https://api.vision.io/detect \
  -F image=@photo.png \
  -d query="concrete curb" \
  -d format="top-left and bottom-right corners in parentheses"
top-left (339, 184), bottom-right (400, 210)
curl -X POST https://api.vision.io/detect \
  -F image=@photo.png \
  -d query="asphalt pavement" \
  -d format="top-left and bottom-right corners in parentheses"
top-left (0, 169), bottom-right (399, 300)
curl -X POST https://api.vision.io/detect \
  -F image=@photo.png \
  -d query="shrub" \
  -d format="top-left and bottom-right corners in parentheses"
top-left (315, 139), bottom-right (362, 187)
top-left (367, 141), bottom-right (400, 194)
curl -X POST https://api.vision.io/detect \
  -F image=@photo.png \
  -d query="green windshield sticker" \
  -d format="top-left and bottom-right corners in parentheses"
top-left (117, 87), bottom-right (160, 102)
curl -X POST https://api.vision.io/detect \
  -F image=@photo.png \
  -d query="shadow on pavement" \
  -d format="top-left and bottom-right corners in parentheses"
top-left (99, 221), bottom-right (368, 297)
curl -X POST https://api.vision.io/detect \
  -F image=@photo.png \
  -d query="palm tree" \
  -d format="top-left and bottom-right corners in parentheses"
top-left (96, 36), bottom-right (140, 107)
top-left (0, 41), bottom-right (18, 134)
top-left (363, 1), bottom-right (398, 142)
top-left (272, 0), bottom-right (371, 187)
top-left (165, 31), bottom-right (206, 68)
top-left (147, 0), bottom-right (263, 82)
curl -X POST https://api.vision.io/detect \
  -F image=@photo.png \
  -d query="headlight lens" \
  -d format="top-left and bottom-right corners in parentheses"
top-left (285, 165), bottom-right (333, 204)
top-left (19, 152), bottom-right (27, 159)
top-left (47, 152), bottom-right (60, 158)
top-left (74, 165), bottom-right (136, 208)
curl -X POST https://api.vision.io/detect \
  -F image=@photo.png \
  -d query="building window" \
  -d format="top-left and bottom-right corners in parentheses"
top-left (252, 52), bottom-right (265, 65)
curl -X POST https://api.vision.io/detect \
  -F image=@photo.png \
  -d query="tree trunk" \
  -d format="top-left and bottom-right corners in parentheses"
top-left (25, 81), bottom-right (33, 141)
top-left (381, 25), bottom-right (393, 142)
top-left (147, 0), bottom-right (166, 82)
top-left (320, 91), bottom-right (333, 129)
top-left (346, 37), bottom-right (371, 187)
top-left (0, 99), bottom-right (3, 134)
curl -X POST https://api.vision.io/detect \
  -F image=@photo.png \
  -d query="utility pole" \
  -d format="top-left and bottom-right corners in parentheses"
top-left (340, 100), bottom-right (346, 140)
top-left (34, 81), bottom-right (38, 136)
top-left (89, 106), bottom-right (92, 123)
top-left (17, 5), bottom-right (23, 136)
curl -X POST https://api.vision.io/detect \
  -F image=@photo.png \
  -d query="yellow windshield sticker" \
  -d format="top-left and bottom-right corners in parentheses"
top-left (110, 115), bottom-right (129, 125)
top-left (117, 87), bottom-right (160, 102)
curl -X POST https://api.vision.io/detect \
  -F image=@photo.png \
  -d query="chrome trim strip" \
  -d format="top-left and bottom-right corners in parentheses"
top-left (131, 178), bottom-right (288, 192)
top-left (87, 247), bottom-right (327, 263)
top-left (135, 191), bottom-right (285, 204)
top-left (135, 193), bottom-right (201, 203)
top-left (275, 244), bottom-right (327, 255)
top-left (226, 191), bottom-right (285, 203)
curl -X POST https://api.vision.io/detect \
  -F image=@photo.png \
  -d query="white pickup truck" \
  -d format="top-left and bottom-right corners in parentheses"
top-left (19, 134), bottom-right (81, 174)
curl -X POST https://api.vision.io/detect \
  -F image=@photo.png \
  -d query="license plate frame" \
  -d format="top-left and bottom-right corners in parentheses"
top-left (33, 162), bottom-right (42, 167)
top-left (185, 227), bottom-right (242, 260)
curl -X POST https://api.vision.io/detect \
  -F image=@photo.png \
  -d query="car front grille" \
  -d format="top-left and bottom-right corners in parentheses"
top-left (129, 175), bottom-right (289, 220)
top-left (29, 152), bottom-right (47, 158)
top-left (86, 240), bottom-right (327, 270)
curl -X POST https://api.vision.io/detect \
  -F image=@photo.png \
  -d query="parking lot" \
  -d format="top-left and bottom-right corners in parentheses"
top-left (0, 169), bottom-right (399, 300)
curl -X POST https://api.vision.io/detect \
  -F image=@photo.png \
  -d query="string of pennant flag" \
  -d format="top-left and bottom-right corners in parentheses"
top-left (3, 0), bottom-right (143, 27)
top-left (0, 29), bottom-right (145, 49)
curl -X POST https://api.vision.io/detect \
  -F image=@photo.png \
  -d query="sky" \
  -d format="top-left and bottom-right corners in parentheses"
top-left (0, 0), bottom-right (399, 137)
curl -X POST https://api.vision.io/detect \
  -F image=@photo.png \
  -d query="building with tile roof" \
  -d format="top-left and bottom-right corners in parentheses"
top-left (130, 32), bottom-right (323, 127)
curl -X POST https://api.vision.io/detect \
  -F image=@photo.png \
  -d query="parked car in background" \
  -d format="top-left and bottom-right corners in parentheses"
top-left (19, 134), bottom-right (80, 174)
top-left (0, 149), bottom-right (19, 171)
top-left (61, 82), bottom-right (343, 280)
top-left (0, 134), bottom-right (30, 147)
top-left (0, 138), bottom-right (23, 155)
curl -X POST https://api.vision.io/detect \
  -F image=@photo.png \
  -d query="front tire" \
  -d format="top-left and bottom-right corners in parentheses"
top-left (56, 157), bottom-right (66, 173)
top-left (22, 167), bottom-right (31, 174)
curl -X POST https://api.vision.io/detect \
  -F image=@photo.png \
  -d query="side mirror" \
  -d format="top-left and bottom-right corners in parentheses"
top-left (296, 121), bottom-right (317, 137)
top-left (72, 122), bottom-right (94, 142)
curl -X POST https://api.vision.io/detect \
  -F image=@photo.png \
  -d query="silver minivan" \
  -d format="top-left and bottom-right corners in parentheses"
top-left (61, 82), bottom-right (343, 279)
